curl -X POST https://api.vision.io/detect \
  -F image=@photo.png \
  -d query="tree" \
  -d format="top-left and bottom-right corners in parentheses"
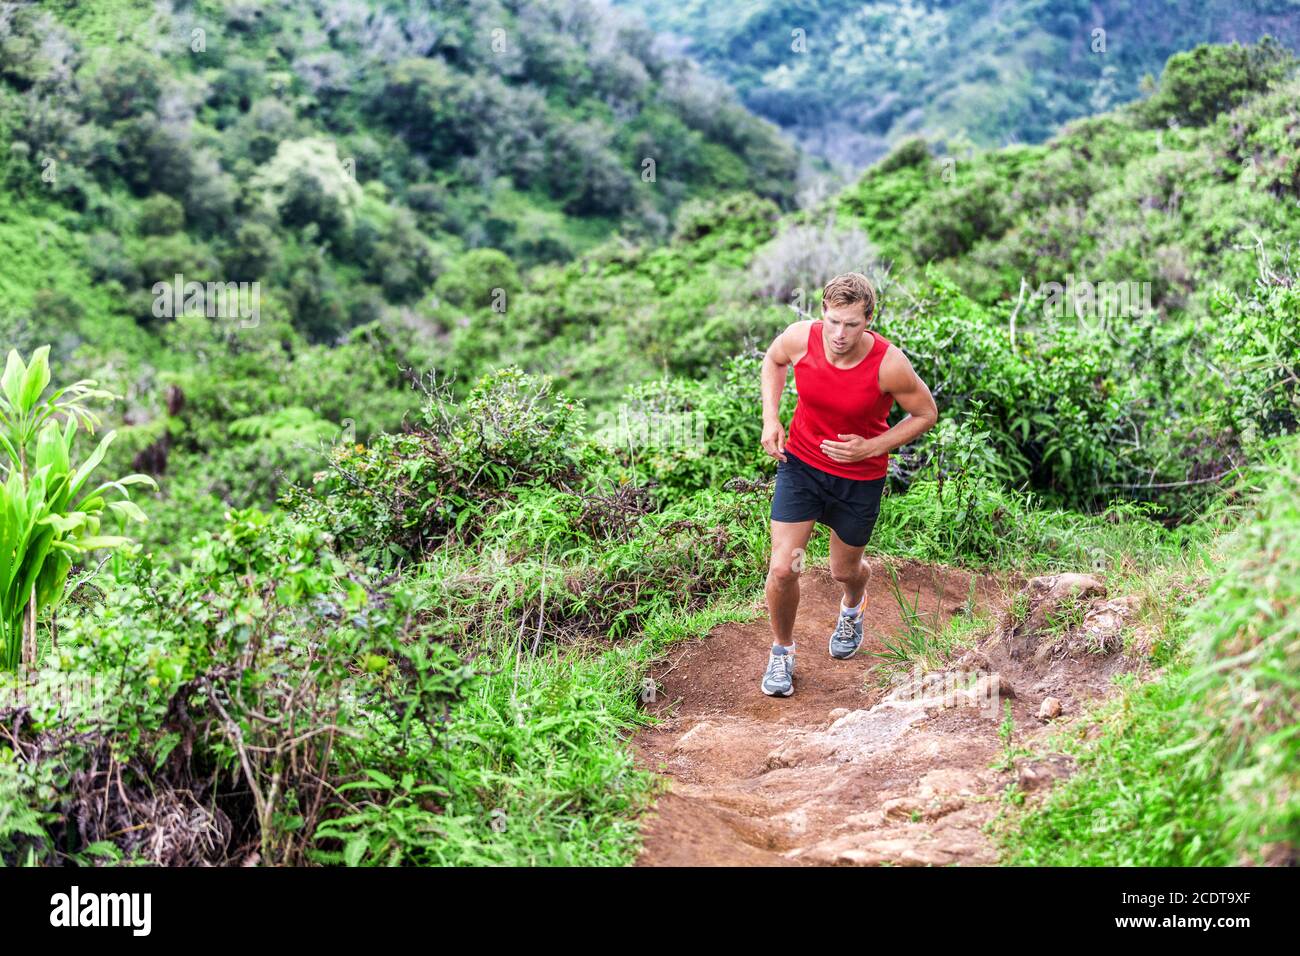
top-left (251, 138), bottom-right (363, 238)
top-left (1140, 38), bottom-right (1296, 128)
top-left (138, 194), bottom-right (185, 235)
top-left (433, 248), bottom-right (521, 311)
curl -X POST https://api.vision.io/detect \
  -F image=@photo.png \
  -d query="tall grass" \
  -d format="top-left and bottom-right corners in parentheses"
top-left (870, 475), bottom-right (1198, 573)
top-left (316, 576), bottom-right (759, 865)
top-left (1000, 439), bottom-right (1300, 865)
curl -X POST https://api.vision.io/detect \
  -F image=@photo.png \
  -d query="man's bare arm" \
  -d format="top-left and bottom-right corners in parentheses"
top-left (760, 322), bottom-right (807, 461)
top-left (871, 346), bottom-right (938, 453)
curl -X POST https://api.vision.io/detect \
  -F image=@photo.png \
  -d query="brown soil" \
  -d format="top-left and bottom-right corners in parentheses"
top-left (630, 558), bottom-right (1150, 866)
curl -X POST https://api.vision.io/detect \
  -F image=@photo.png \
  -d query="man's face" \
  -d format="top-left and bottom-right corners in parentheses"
top-left (822, 301), bottom-right (871, 354)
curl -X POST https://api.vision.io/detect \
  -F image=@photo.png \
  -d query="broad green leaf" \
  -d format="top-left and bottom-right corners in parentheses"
top-left (365, 769), bottom-right (397, 789)
top-left (1, 350), bottom-right (26, 411)
top-left (0, 432), bottom-right (19, 471)
top-left (71, 535), bottom-right (131, 550)
top-left (107, 499), bottom-right (148, 523)
top-left (66, 430), bottom-right (117, 501)
top-left (37, 512), bottom-right (90, 534)
top-left (34, 419), bottom-right (70, 478)
top-left (35, 551), bottom-right (72, 610)
top-left (19, 346), bottom-right (51, 410)
top-left (78, 474), bottom-right (158, 508)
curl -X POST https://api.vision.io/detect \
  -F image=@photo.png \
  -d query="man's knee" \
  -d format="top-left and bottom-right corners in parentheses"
top-left (829, 556), bottom-right (869, 584)
top-left (768, 549), bottom-right (806, 583)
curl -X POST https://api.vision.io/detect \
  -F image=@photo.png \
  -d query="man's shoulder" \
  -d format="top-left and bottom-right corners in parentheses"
top-left (877, 341), bottom-right (919, 392)
top-left (779, 318), bottom-right (818, 358)
top-left (877, 337), bottom-right (904, 363)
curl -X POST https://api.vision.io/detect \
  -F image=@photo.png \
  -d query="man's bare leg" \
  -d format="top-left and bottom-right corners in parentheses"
top-left (828, 528), bottom-right (871, 613)
top-left (767, 519), bottom-right (815, 647)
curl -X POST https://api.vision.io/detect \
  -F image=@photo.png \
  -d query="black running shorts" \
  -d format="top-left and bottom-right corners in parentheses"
top-left (769, 449), bottom-right (886, 547)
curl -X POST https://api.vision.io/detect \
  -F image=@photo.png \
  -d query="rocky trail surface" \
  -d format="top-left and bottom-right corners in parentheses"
top-left (631, 559), bottom-right (1155, 866)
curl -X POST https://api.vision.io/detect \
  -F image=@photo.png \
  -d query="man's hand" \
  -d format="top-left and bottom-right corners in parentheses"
top-left (820, 433), bottom-right (887, 463)
top-left (762, 419), bottom-right (788, 462)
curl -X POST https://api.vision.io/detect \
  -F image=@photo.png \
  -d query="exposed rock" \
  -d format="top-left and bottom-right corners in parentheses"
top-left (792, 831), bottom-right (994, 867)
top-left (881, 797), bottom-right (924, 820)
top-left (1015, 754), bottom-right (1076, 792)
top-left (899, 844), bottom-right (958, 867)
top-left (987, 672), bottom-right (1016, 700)
top-left (888, 668), bottom-right (1012, 715)
top-left (672, 720), bottom-right (720, 753)
top-left (1128, 626), bottom-right (1160, 659)
top-left (954, 648), bottom-right (993, 671)
top-left (1076, 596), bottom-right (1141, 654)
top-left (1018, 764), bottom-right (1047, 790)
top-left (915, 768), bottom-right (983, 800)
top-left (1006, 574), bottom-right (1108, 658)
top-left (882, 795), bottom-right (966, 821)
top-left (767, 701), bottom-right (930, 768)
top-left (997, 573), bottom-right (1137, 664)
top-left (1034, 595), bottom-right (1143, 664)
top-left (1038, 696), bottom-right (1062, 720)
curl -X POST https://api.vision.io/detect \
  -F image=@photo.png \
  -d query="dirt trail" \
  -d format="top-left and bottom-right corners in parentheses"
top-left (631, 558), bottom-right (1152, 866)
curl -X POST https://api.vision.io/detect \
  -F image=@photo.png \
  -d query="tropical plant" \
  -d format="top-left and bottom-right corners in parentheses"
top-left (0, 346), bottom-right (156, 669)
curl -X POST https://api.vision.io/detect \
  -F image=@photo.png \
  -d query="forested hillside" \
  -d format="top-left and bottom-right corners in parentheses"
top-left (1, 0), bottom-right (802, 551)
top-left (617, 0), bottom-right (1300, 170)
top-left (1, 0), bottom-right (799, 352)
top-left (0, 2), bottom-right (1296, 874)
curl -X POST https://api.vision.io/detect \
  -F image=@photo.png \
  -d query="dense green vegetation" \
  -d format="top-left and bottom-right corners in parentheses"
top-left (0, 0), bottom-right (798, 357)
top-left (0, 0), bottom-right (1297, 868)
top-left (617, 0), bottom-right (1300, 170)
top-left (1002, 440), bottom-right (1299, 865)
top-left (0, 0), bottom-right (801, 554)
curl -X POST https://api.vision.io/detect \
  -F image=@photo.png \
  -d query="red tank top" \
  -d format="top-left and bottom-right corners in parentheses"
top-left (785, 322), bottom-right (894, 480)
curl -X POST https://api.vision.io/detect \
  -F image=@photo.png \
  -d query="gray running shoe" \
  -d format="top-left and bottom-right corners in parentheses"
top-left (829, 604), bottom-right (865, 659)
top-left (761, 644), bottom-right (795, 697)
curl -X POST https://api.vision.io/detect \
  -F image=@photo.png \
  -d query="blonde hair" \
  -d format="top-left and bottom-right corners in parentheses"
top-left (821, 272), bottom-right (877, 323)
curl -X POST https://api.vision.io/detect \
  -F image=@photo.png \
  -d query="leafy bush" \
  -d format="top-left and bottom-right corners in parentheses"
top-left (1208, 278), bottom-right (1300, 448)
top-left (589, 353), bottom-right (769, 500)
top-left (251, 138), bottom-right (363, 237)
top-left (0, 508), bottom-right (477, 865)
top-left (903, 167), bottom-right (1014, 262)
top-left (878, 271), bottom-right (1128, 500)
top-left (136, 194), bottom-right (185, 236)
top-left (285, 367), bottom-right (596, 566)
top-left (1140, 38), bottom-right (1296, 128)
top-left (433, 248), bottom-right (521, 310)
top-left (875, 136), bottom-right (932, 174)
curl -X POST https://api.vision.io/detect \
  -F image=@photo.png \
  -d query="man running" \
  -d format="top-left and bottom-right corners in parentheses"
top-left (758, 272), bottom-right (938, 697)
